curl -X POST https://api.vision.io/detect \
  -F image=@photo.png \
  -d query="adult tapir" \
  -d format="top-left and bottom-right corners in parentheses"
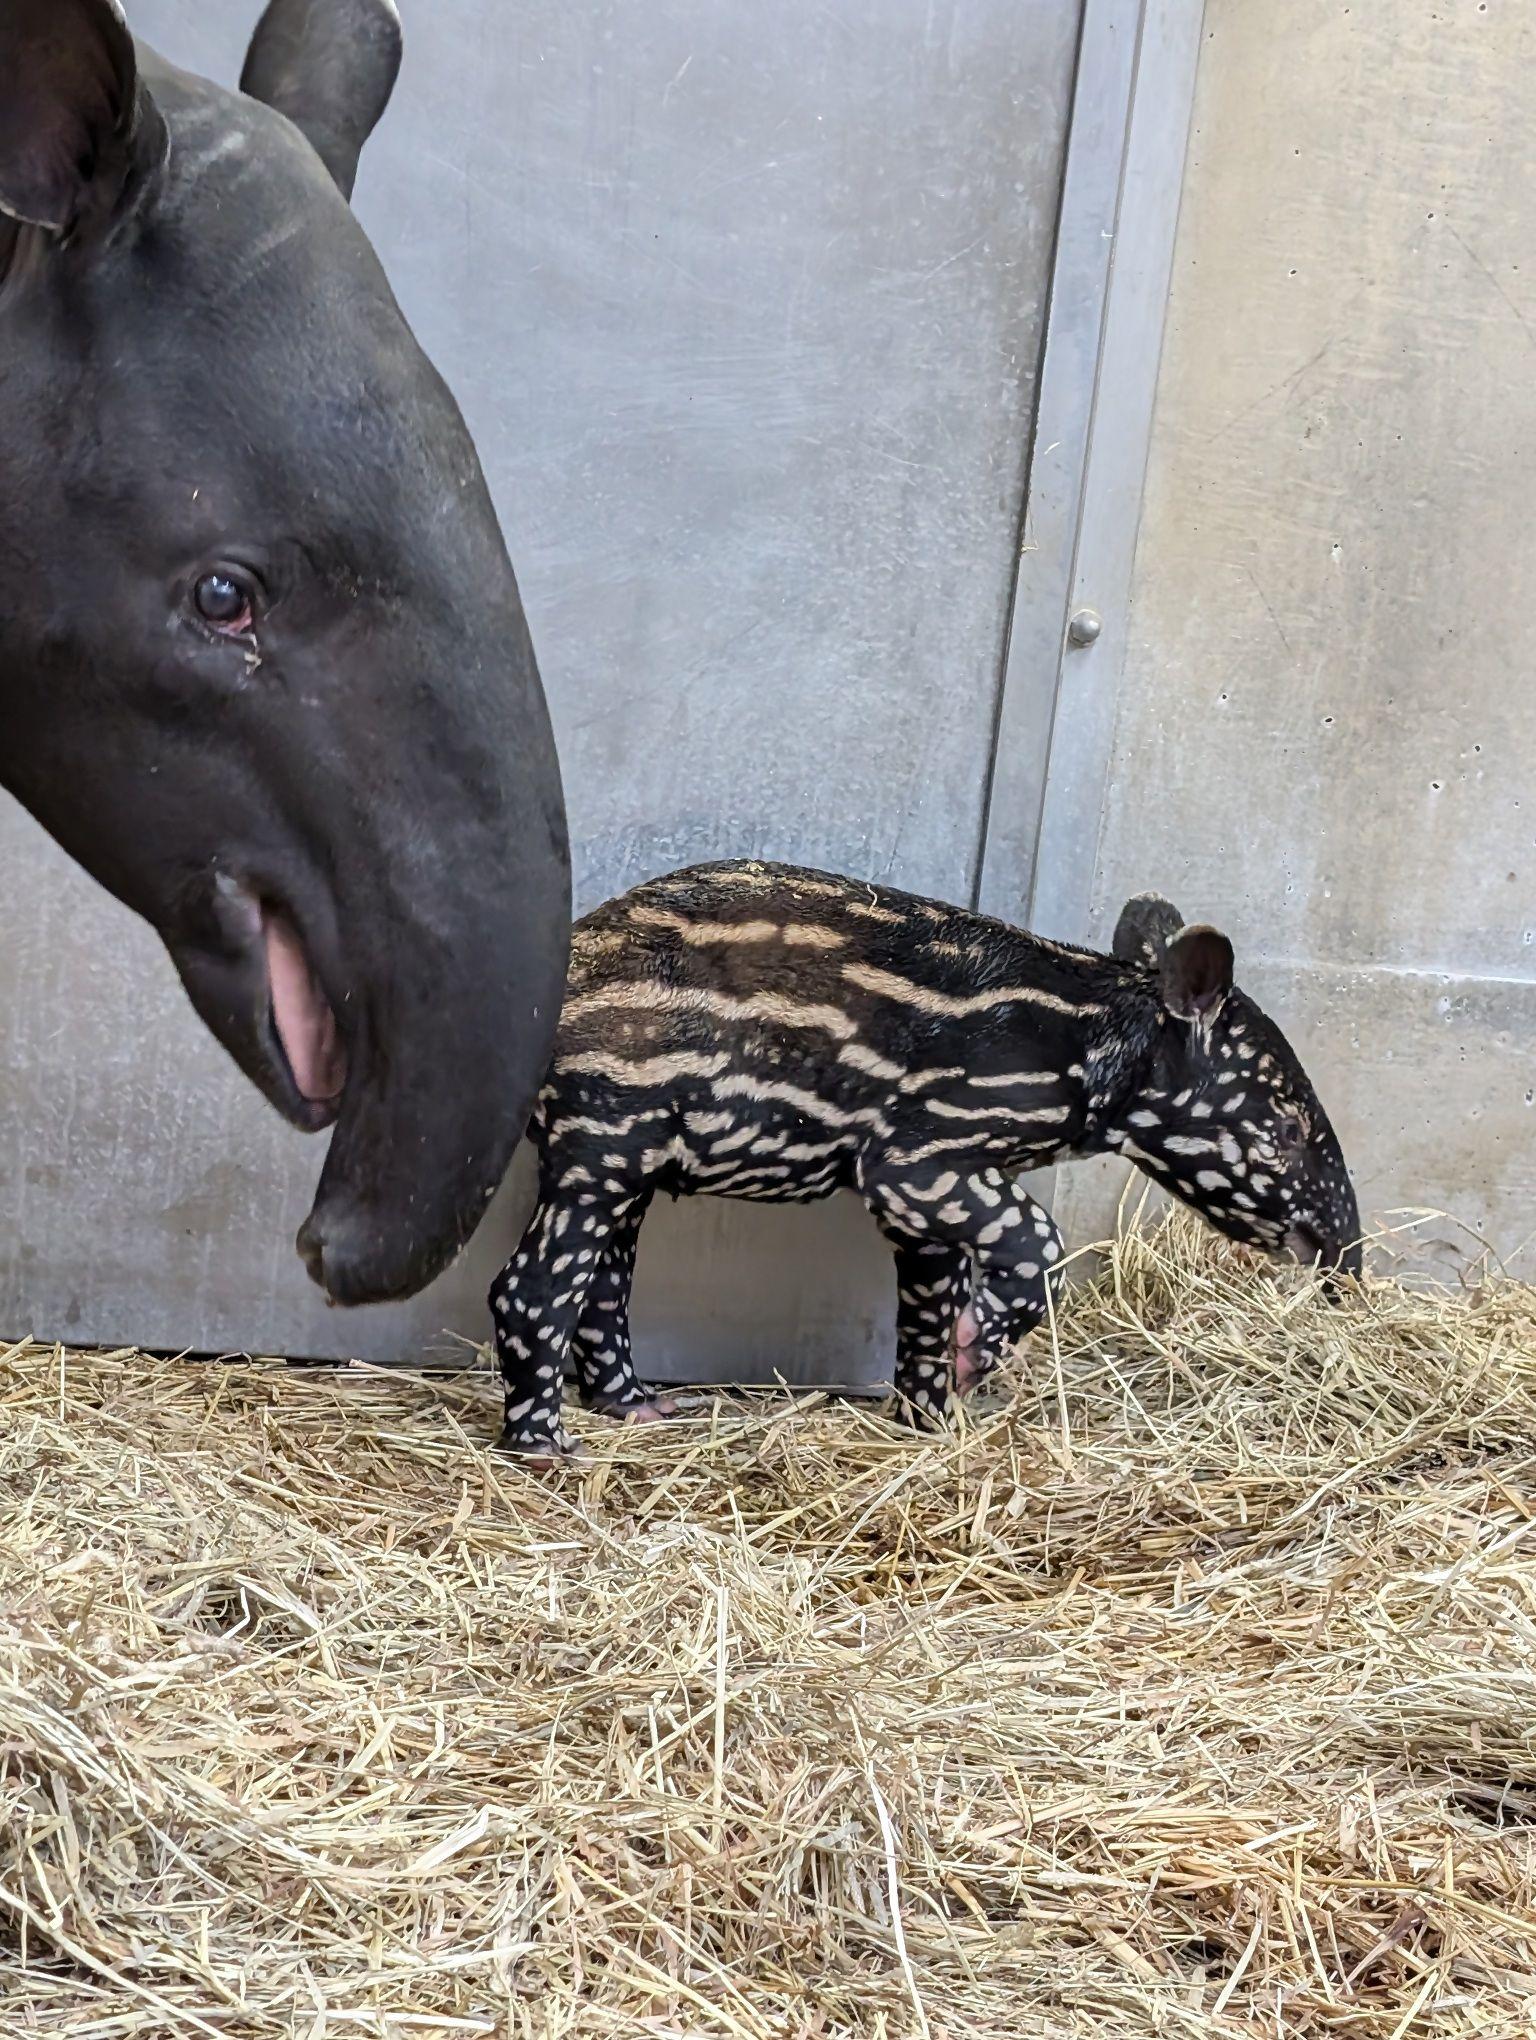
top-left (0, 0), bottom-right (570, 1307)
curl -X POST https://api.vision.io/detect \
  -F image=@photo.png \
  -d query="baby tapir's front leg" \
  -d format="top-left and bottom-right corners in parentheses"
top-left (952, 1177), bottom-right (1064, 1392)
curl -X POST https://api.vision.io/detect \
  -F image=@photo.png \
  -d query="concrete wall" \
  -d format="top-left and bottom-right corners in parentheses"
top-left (1054, 0), bottom-right (1536, 1279)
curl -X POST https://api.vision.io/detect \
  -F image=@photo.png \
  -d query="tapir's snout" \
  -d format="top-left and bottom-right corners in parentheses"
top-left (293, 766), bottom-right (572, 1309)
top-left (132, 661), bottom-right (568, 1307)
top-left (1285, 1129), bottom-right (1364, 1299)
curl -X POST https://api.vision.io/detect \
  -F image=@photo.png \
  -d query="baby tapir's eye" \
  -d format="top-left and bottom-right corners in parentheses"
top-left (1276, 1114), bottom-right (1307, 1153)
top-left (193, 569), bottom-right (257, 639)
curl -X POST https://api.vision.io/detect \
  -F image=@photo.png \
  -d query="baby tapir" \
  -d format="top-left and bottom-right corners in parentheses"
top-left (490, 861), bottom-right (1361, 1456)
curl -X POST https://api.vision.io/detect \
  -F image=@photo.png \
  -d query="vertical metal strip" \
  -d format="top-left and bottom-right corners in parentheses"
top-left (1020, 0), bottom-right (1209, 942)
top-left (971, 0), bottom-right (1143, 920)
top-left (974, 0), bottom-right (1208, 934)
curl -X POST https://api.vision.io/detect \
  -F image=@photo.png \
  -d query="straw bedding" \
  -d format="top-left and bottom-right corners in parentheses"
top-left (2, 1215), bottom-right (1535, 2038)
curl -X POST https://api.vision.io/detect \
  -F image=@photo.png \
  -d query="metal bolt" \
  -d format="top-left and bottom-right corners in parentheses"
top-left (1067, 607), bottom-right (1102, 648)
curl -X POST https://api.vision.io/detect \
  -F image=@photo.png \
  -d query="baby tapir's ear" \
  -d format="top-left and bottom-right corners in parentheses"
top-left (1160, 925), bottom-right (1235, 1023)
top-left (1112, 892), bottom-right (1185, 969)
top-left (240, 0), bottom-right (403, 203)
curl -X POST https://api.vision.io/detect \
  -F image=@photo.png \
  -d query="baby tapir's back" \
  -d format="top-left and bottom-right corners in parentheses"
top-left (540, 860), bottom-right (1114, 1203)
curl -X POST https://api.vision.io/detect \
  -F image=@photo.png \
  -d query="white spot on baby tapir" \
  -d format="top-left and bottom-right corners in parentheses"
top-left (842, 962), bottom-right (1104, 1021)
top-left (779, 1138), bottom-right (845, 1163)
top-left (1165, 1134), bottom-right (1217, 1158)
top-left (554, 1107), bottom-right (669, 1142)
top-left (713, 1072), bottom-right (889, 1133)
top-left (840, 1041), bottom-right (906, 1083)
top-left (710, 1124), bottom-right (758, 1156)
top-left (1218, 1132), bottom-right (1244, 1167)
top-left (936, 1201), bottom-right (971, 1226)
top-left (627, 904), bottom-right (847, 949)
top-left (563, 979), bottom-right (859, 1042)
top-left (906, 1171), bottom-right (960, 1202)
top-left (557, 1048), bottom-right (730, 1085)
top-left (686, 1111), bottom-right (735, 1136)
top-left (977, 1213), bottom-right (1021, 1246)
top-left (1191, 1100), bottom-right (1213, 1119)
top-left (967, 1070), bottom-right (1061, 1089)
top-left (1128, 1108), bottom-right (1161, 1129)
top-left (1195, 1170), bottom-right (1229, 1193)
top-left (926, 1098), bottom-right (1071, 1126)
top-left (897, 1065), bottom-right (968, 1094)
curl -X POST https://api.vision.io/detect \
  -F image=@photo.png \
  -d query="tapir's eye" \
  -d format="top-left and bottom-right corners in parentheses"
top-left (193, 570), bottom-right (256, 638)
top-left (1276, 1114), bottom-right (1306, 1153)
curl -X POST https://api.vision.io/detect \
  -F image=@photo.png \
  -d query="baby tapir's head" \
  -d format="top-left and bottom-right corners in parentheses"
top-left (1110, 895), bottom-right (1362, 1281)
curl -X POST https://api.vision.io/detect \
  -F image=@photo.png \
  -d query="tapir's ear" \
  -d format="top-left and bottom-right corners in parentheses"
top-left (0, 0), bottom-right (165, 237)
top-left (1160, 925), bottom-right (1235, 1023)
top-left (1112, 892), bottom-right (1185, 970)
top-left (241, 0), bottom-right (403, 203)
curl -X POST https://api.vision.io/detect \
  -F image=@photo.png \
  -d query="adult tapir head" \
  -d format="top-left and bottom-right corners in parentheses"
top-left (0, 0), bottom-right (570, 1307)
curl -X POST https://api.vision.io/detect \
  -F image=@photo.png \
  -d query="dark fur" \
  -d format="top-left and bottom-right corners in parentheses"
top-left (491, 861), bottom-right (1361, 1455)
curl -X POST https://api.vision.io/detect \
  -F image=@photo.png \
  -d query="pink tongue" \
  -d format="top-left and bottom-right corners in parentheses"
top-left (263, 910), bottom-right (347, 1103)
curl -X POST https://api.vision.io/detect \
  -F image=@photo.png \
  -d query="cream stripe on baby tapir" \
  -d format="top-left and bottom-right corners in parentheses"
top-left (490, 862), bottom-right (1362, 1458)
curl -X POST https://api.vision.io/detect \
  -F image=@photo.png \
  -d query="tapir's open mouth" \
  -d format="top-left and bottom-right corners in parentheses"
top-left (262, 905), bottom-right (348, 1120)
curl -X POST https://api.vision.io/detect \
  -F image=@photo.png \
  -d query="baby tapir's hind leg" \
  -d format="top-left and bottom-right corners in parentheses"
top-left (881, 1235), bottom-right (968, 1426)
top-left (489, 1186), bottom-right (633, 1458)
top-left (570, 1200), bottom-right (678, 1423)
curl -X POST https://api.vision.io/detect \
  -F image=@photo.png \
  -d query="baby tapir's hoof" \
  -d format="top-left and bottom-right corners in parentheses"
top-left (494, 1402), bottom-right (585, 1467)
top-left (581, 1378), bottom-right (681, 1424)
top-left (952, 1306), bottom-right (1004, 1396)
top-left (493, 1433), bottom-right (585, 1471)
top-left (890, 1371), bottom-right (954, 1431)
top-left (593, 1393), bottom-right (680, 1426)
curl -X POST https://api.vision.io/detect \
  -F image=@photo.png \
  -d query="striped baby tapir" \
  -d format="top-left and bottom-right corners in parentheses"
top-left (490, 861), bottom-right (1362, 1457)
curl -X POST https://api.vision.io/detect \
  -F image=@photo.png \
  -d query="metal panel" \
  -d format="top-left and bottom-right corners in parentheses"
top-left (1040, 0), bottom-right (1536, 1278)
top-left (1, 0), bottom-right (1095, 1372)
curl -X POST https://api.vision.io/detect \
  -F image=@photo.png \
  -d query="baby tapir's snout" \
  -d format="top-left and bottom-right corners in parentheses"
top-left (486, 861), bottom-right (1362, 1460)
